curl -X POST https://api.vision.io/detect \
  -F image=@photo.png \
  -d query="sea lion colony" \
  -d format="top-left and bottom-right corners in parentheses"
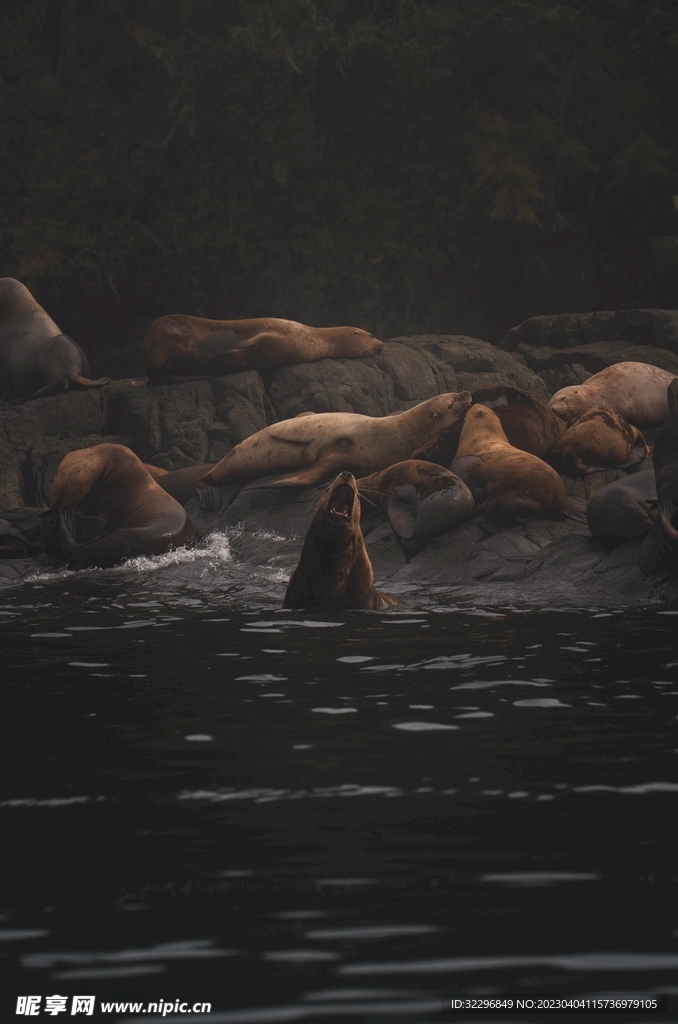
top-left (2, 279), bottom-right (678, 596)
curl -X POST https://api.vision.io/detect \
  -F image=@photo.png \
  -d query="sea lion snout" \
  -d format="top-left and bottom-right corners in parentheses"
top-left (324, 472), bottom-right (358, 523)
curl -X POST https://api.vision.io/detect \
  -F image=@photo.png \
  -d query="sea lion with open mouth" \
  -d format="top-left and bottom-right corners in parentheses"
top-left (142, 314), bottom-right (383, 383)
top-left (0, 277), bottom-right (110, 401)
top-left (283, 471), bottom-right (400, 609)
top-left (49, 444), bottom-right (195, 568)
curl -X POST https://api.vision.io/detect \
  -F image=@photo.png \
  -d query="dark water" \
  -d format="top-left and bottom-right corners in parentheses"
top-left (1, 535), bottom-right (678, 1023)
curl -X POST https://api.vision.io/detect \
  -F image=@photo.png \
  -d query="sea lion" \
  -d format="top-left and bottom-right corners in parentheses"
top-left (639, 378), bottom-right (678, 572)
top-left (471, 384), bottom-right (564, 457)
top-left (549, 407), bottom-right (649, 474)
top-left (586, 469), bottom-right (656, 547)
top-left (49, 444), bottom-right (195, 568)
top-left (0, 519), bottom-right (40, 559)
top-left (283, 471), bottom-right (400, 609)
top-left (150, 463), bottom-right (217, 505)
top-left (197, 391), bottom-right (473, 491)
top-left (451, 404), bottom-right (567, 525)
top-left (141, 315), bottom-right (383, 383)
top-left (549, 362), bottom-right (676, 428)
top-left (0, 278), bottom-right (109, 401)
top-left (357, 460), bottom-right (475, 554)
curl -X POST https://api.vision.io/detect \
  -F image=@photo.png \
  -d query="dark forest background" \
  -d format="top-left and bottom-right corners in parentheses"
top-left (2, 0), bottom-right (678, 375)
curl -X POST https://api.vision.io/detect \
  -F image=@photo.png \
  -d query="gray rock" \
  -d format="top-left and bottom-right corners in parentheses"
top-left (517, 341), bottom-right (678, 376)
top-left (500, 308), bottom-right (678, 353)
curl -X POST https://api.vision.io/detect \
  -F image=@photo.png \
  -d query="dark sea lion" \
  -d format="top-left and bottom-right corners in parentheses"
top-left (471, 384), bottom-right (564, 457)
top-left (357, 460), bottom-right (475, 554)
top-left (0, 519), bottom-right (40, 559)
top-left (586, 469), bottom-right (656, 547)
top-left (549, 407), bottom-right (649, 474)
top-left (197, 392), bottom-right (472, 491)
top-left (49, 444), bottom-right (195, 568)
top-left (550, 362), bottom-right (676, 428)
top-left (283, 471), bottom-right (400, 609)
top-left (0, 278), bottom-right (110, 401)
top-left (142, 314), bottom-right (383, 383)
top-left (640, 379), bottom-right (678, 572)
top-left (451, 405), bottom-right (567, 525)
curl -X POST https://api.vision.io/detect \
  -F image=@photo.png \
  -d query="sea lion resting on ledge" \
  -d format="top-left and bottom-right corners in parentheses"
top-left (451, 405), bottom-right (567, 526)
top-left (549, 407), bottom-right (649, 475)
top-left (284, 472), bottom-right (400, 609)
top-left (142, 314), bottom-right (383, 383)
top-left (0, 278), bottom-right (109, 401)
top-left (49, 444), bottom-right (195, 568)
top-left (357, 460), bottom-right (475, 555)
top-left (196, 391), bottom-right (473, 491)
top-left (550, 362), bottom-right (676, 429)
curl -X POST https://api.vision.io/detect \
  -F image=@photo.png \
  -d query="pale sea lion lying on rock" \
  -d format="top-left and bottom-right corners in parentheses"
top-left (49, 444), bottom-right (195, 568)
top-left (550, 362), bottom-right (676, 428)
top-left (357, 460), bottom-right (475, 555)
top-left (284, 471), bottom-right (400, 609)
top-left (0, 277), bottom-right (109, 401)
top-left (142, 314), bottom-right (383, 383)
top-left (471, 384), bottom-right (564, 457)
top-left (196, 392), bottom-right (473, 491)
top-left (549, 408), bottom-right (649, 474)
top-left (640, 379), bottom-right (678, 573)
top-left (451, 405), bottom-right (567, 525)
top-left (586, 469), bottom-right (656, 547)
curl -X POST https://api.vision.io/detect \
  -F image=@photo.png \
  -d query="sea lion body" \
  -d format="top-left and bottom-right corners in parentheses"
top-left (284, 471), bottom-right (399, 609)
top-left (550, 407), bottom-right (649, 474)
top-left (639, 379), bottom-right (678, 572)
top-left (49, 444), bottom-right (195, 568)
top-left (550, 362), bottom-right (676, 428)
top-left (0, 278), bottom-right (109, 400)
top-left (198, 392), bottom-right (473, 490)
top-left (142, 314), bottom-right (384, 383)
top-left (586, 469), bottom-right (656, 546)
top-left (451, 405), bottom-right (567, 525)
top-left (357, 460), bottom-right (475, 554)
top-left (471, 384), bottom-right (564, 457)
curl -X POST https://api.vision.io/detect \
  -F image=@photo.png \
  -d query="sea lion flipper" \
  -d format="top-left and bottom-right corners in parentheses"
top-left (639, 522), bottom-right (674, 573)
top-left (387, 486), bottom-right (418, 540)
top-left (270, 462), bottom-right (336, 487)
top-left (198, 485), bottom-right (221, 512)
top-left (58, 509), bottom-right (79, 554)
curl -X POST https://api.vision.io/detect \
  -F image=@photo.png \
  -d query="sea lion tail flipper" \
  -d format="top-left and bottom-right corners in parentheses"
top-left (198, 485), bottom-right (221, 513)
top-left (658, 498), bottom-right (678, 542)
top-left (386, 486), bottom-right (419, 540)
top-left (57, 509), bottom-right (79, 555)
top-left (268, 463), bottom-right (336, 488)
top-left (72, 374), bottom-right (112, 388)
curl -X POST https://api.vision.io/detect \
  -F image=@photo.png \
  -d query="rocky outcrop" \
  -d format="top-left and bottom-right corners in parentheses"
top-left (500, 309), bottom-right (678, 394)
top-left (0, 336), bottom-right (545, 507)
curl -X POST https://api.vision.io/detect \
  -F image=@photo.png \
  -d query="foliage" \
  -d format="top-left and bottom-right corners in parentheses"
top-left (1, 0), bottom-right (677, 340)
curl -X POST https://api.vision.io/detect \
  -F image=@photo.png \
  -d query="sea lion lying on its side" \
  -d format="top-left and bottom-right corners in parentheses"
top-left (284, 472), bottom-right (400, 609)
top-left (549, 408), bottom-right (649, 475)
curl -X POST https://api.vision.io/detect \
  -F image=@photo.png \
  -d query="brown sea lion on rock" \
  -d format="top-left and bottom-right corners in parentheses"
top-left (549, 408), bottom-right (649, 474)
top-left (142, 314), bottom-right (383, 383)
top-left (196, 392), bottom-right (472, 491)
top-left (640, 379), bottom-right (678, 572)
top-left (451, 405), bottom-right (567, 525)
top-left (357, 460), bottom-right (475, 555)
top-left (284, 472), bottom-right (400, 609)
top-left (586, 469), bottom-right (656, 547)
top-left (0, 278), bottom-right (109, 401)
top-left (471, 384), bottom-right (564, 457)
top-left (49, 444), bottom-right (195, 568)
top-left (550, 362), bottom-right (676, 428)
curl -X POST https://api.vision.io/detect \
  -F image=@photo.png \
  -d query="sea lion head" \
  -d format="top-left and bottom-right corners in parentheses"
top-left (323, 327), bottom-right (384, 357)
top-left (0, 277), bottom-right (41, 318)
top-left (316, 471), bottom-right (361, 532)
top-left (407, 391), bottom-right (472, 463)
top-left (549, 385), bottom-right (589, 424)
